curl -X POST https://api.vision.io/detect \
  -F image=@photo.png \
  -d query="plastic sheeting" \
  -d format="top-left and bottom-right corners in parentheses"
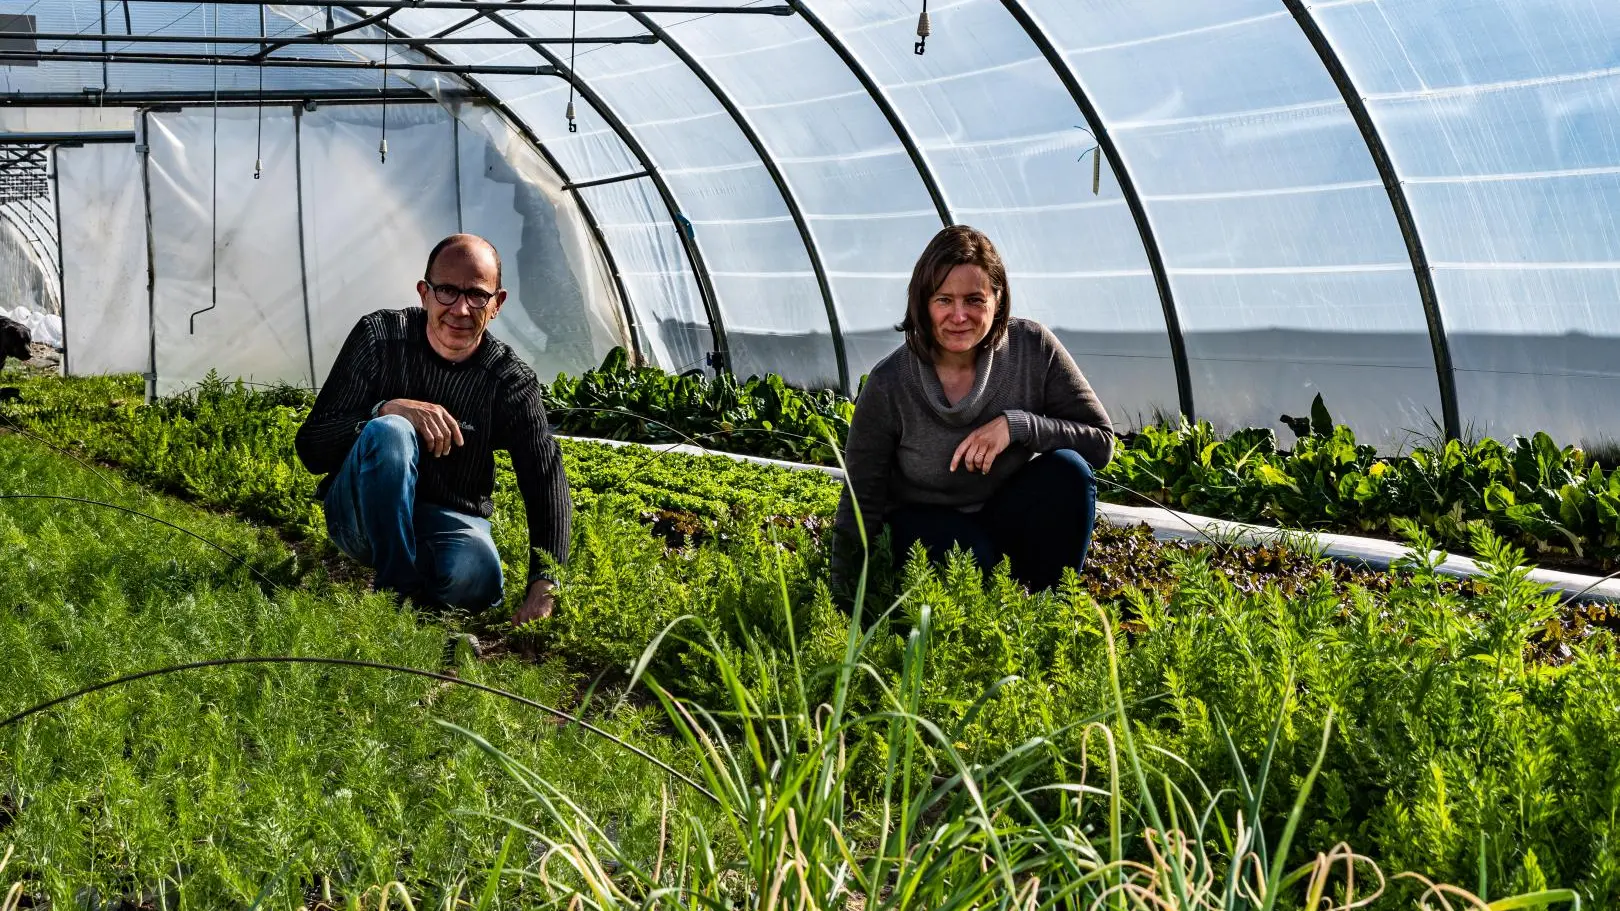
top-left (298, 103), bottom-right (460, 380)
top-left (452, 102), bottom-right (628, 380)
top-left (0, 215), bottom-right (56, 321)
top-left (11, 0), bottom-right (1620, 448)
top-left (59, 141), bottom-right (148, 375)
top-left (80, 98), bottom-right (633, 394)
top-left (148, 107), bottom-right (309, 395)
top-left (1316, 0), bottom-right (1620, 447)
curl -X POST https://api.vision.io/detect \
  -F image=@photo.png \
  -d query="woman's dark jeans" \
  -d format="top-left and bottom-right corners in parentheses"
top-left (884, 449), bottom-right (1097, 591)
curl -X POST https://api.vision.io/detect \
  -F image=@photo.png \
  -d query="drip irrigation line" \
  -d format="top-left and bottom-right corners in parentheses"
top-left (255, 2), bottom-right (264, 179)
top-left (0, 494), bottom-right (280, 591)
top-left (0, 655), bottom-right (718, 803)
top-left (379, 28), bottom-right (390, 163)
top-left (1560, 567), bottom-right (1620, 606)
top-left (1090, 475), bottom-right (1232, 554)
top-left (565, 0), bottom-right (579, 132)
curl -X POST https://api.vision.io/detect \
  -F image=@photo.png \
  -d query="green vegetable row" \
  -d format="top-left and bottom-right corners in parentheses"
top-left (548, 352), bottom-right (1620, 571)
top-left (11, 355), bottom-right (1620, 571)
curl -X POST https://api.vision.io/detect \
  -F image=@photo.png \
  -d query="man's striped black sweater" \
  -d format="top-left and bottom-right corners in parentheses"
top-left (295, 308), bottom-right (571, 584)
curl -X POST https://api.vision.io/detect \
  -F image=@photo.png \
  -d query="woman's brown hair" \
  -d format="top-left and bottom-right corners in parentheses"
top-left (899, 224), bottom-right (1011, 362)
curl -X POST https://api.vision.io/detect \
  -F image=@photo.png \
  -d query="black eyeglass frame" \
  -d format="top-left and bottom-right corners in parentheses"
top-left (426, 281), bottom-right (499, 310)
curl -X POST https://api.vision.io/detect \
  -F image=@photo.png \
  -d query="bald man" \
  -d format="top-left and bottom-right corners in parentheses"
top-left (295, 234), bottom-right (570, 625)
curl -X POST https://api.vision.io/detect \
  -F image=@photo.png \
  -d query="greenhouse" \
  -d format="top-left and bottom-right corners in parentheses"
top-left (0, 0), bottom-right (1613, 447)
top-left (3, 1), bottom-right (1620, 908)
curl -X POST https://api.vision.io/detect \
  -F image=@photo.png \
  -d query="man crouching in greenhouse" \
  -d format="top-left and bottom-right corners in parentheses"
top-left (294, 234), bottom-right (569, 627)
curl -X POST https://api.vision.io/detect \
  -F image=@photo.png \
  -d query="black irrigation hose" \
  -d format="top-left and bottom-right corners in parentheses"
top-left (0, 655), bottom-right (719, 804)
top-left (0, 414), bottom-right (123, 498)
top-left (0, 494), bottom-right (281, 592)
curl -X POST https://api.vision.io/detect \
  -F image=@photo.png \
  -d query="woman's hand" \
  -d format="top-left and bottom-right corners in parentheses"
top-left (950, 415), bottom-right (1011, 475)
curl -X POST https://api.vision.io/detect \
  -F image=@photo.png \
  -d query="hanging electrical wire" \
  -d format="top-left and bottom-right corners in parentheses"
top-left (565, 0), bottom-right (579, 132)
top-left (915, 0), bottom-right (930, 55)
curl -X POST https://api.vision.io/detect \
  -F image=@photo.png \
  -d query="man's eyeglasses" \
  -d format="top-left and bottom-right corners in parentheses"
top-left (427, 282), bottom-right (497, 310)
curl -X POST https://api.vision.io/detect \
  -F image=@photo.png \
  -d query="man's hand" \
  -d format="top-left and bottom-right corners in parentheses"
top-left (512, 579), bottom-right (556, 626)
top-left (950, 415), bottom-right (1011, 475)
top-left (379, 399), bottom-right (464, 458)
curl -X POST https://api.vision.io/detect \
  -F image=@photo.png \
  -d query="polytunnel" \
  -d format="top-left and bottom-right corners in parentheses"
top-left (1, 0), bottom-right (1617, 452)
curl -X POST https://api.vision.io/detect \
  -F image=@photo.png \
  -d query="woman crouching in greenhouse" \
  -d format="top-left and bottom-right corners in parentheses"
top-left (833, 225), bottom-right (1115, 594)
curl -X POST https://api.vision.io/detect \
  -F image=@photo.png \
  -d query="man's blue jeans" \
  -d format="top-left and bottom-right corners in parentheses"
top-left (885, 449), bottom-right (1098, 592)
top-left (323, 415), bottom-right (505, 610)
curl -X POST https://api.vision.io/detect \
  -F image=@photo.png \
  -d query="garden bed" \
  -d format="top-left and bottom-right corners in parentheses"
top-left (4, 369), bottom-right (1620, 904)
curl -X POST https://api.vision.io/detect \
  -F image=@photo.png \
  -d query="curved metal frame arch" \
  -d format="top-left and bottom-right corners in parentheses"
top-left (998, 0), bottom-right (1195, 423)
top-left (605, 0), bottom-right (849, 392)
top-left (788, 0), bottom-right (953, 227)
top-left (343, 6), bottom-right (647, 365)
top-left (476, 9), bottom-right (732, 372)
top-left (1283, 0), bottom-right (1461, 442)
top-left (1, 201), bottom-right (59, 281)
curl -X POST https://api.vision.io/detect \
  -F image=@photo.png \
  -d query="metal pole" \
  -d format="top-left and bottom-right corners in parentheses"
top-left (452, 113), bottom-right (463, 234)
top-left (139, 110), bottom-right (157, 401)
top-left (122, 1), bottom-right (794, 12)
top-left (999, 0), bottom-right (1196, 423)
top-left (49, 146), bottom-right (66, 373)
top-left (294, 106), bottom-right (318, 389)
top-left (100, 0), bottom-right (108, 95)
top-left (562, 169), bottom-right (651, 191)
top-left (0, 131), bottom-right (136, 145)
top-left (1283, 0), bottom-right (1460, 441)
top-left (27, 32), bottom-right (659, 46)
top-left (0, 50), bottom-right (560, 77)
top-left (0, 89), bottom-right (438, 107)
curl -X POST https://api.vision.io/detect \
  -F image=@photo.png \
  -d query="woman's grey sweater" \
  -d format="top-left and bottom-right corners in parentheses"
top-left (832, 318), bottom-right (1114, 572)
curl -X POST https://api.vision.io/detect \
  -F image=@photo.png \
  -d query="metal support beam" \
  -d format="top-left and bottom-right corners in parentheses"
top-left (0, 131), bottom-right (135, 145)
top-left (127, 1), bottom-right (794, 13)
top-left (140, 111), bottom-right (158, 399)
top-left (1283, 0), bottom-right (1460, 442)
top-left (0, 88), bottom-right (439, 107)
top-left (0, 48), bottom-right (559, 76)
top-left (0, 205), bottom-right (57, 282)
top-left (607, 0), bottom-right (849, 392)
top-left (789, 0), bottom-right (953, 227)
top-left (563, 169), bottom-right (651, 191)
top-left (474, 8), bottom-right (729, 371)
top-left (294, 106), bottom-right (318, 388)
top-left (345, 7), bottom-right (646, 366)
top-left (1000, 0), bottom-right (1195, 423)
top-left (50, 146), bottom-right (66, 373)
top-left (21, 32), bottom-right (658, 47)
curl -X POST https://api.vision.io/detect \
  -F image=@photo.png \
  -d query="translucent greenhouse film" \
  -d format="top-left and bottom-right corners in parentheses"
top-left (1, 0), bottom-right (1616, 451)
